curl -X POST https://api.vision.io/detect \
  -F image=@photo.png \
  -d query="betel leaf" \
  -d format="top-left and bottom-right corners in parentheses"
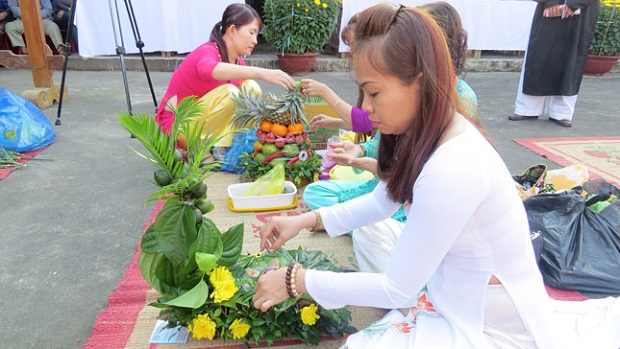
top-left (139, 252), bottom-right (166, 294)
top-left (218, 223), bottom-right (244, 267)
top-left (195, 252), bottom-right (217, 274)
top-left (154, 203), bottom-right (197, 267)
top-left (197, 218), bottom-right (224, 259)
top-left (162, 279), bottom-right (209, 309)
top-left (140, 224), bottom-right (162, 253)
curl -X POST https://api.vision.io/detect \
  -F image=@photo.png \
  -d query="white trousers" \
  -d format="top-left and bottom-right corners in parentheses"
top-left (514, 56), bottom-right (578, 121)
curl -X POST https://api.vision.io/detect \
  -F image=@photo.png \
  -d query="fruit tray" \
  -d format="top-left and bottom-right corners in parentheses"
top-left (227, 181), bottom-right (298, 212)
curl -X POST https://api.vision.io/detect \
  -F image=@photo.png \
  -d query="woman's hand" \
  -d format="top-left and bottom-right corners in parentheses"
top-left (260, 69), bottom-right (296, 90)
top-left (300, 78), bottom-right (330, 98)
top-left (329, 140), bottom-right (365, 159)
top-left (259, 212), bottom-right (315, 252)
top-left (310, 114), bottom-right (345, 130)
top-left (252, 267), bottom-right (290, 311)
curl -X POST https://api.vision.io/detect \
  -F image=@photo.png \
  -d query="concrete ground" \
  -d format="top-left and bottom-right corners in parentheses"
top-left (0, 61), bottom-right (618, 349)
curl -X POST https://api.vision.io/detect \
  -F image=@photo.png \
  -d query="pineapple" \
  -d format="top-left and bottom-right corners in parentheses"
top-left (265, 87), bottom-right (309, 128)
top-left (231, 84), bottom-right (268, 127)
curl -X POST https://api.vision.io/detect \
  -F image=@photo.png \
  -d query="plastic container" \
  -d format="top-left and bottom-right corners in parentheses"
top-left (228, 181), bottom-right (297, 211)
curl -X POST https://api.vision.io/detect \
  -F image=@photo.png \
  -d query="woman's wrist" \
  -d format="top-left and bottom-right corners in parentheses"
top-left (312, 210), bottom-right (323, 231)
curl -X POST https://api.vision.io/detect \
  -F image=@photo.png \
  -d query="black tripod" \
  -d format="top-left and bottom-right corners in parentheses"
top-left (55, 0), bottom-right (158, 126)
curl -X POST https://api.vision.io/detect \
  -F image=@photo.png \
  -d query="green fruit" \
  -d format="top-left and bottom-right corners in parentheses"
top-left (283, 144), bottom-right (300, 157)
top-left (253, 140), bottom-right (263, 150)
top-left (261, 143), bottom-right (279, 156)
top-left (193, 207), bottom-right (203, 224)
top-left (174, 149), bottom-right (183, 162)
top-left (195, 198), bottom-right (214, 214)
top-left (254, 152), bottom-right (267, 164)
top-left (190, 182), bottom-right (208, 198)
top-left (182, 163), bottom-right (190, 178)
top-left (154, 170), bottom-right (172, 186)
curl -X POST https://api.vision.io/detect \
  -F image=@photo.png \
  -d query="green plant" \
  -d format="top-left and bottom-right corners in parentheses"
top-left (118, 98), bottom-right (354, 345)
top-left (263, 0), bottom-right (342, 54)
top-left (589, 0), bottom-right (620, 56)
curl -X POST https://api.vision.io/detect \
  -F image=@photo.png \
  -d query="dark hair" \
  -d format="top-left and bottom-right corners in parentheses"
top-left (419, 1), bottom-right (468, 76)
top-left (352, 4), bottom-right (471, 204)
top-left (210, 4), bottom-right (262, 63)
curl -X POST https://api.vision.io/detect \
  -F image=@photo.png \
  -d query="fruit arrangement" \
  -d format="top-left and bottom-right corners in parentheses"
top-left (232, 83), bottom-right (321, 185)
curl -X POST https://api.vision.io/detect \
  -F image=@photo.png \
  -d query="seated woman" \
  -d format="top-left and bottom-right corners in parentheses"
top-left (302, 1), bottom-right (477, 223)
top-left (252, 4), bottom-right (562, 347)
top-left (155, 3), bottom-right (295, 160)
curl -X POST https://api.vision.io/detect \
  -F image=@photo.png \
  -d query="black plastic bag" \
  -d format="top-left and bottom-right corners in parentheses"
top-left (523, 179), bottom-right (620, 295)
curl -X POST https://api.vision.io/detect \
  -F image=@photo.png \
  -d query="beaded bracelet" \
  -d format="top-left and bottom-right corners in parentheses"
top-left (285, 263), bottom-right (301, 298)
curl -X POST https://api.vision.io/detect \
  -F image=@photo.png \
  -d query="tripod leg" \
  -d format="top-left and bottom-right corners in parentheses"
top-left (123, 0), bottom-right (158, 111)
top-left (55, 0), bottom-right (79, 126)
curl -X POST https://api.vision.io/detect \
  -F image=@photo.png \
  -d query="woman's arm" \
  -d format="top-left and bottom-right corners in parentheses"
top-left (211, 62), bottom-right (295, 90)
top-left (301, 79), bottom-right (353, 129)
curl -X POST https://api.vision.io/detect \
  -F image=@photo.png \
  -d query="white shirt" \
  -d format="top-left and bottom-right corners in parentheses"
top-left (305, 120), bottom-right (562, 348)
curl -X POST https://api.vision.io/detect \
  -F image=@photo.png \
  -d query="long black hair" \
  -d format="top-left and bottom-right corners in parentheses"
top-left (210, 4), bottom-right (262, 63)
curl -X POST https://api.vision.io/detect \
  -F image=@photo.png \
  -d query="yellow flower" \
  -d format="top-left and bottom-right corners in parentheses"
top-left (229, 319), bottom-right (251, 339)
top-left (209, 266), bottom-right (235, 286)
top-left (305, 8), bottom-right (309, 12)
top-left (209, 266), bottom-right (238, 303)
top-left (322, 3), bottom-right (328, 8)
top-left (300, 304), bottom-right (320, 325)
top-left (314, 0), bottom-right (321, 5)
top-left (187, 313), bottom-right (217, 340)
top-left (296, 2), bottom-right (300, 7)
top-left (211, 280), bottom-right (238, 303)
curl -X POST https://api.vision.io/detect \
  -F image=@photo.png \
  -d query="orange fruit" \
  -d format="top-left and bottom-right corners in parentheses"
top-left (260, 120), bottom-right (273, 133)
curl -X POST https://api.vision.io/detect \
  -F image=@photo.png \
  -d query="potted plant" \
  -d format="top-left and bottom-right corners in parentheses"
top-left (117, 98), bottom-right (355, 345)
top-left (585, 0), bottom-right (620, 75)
top-left (263, 0), bottom-right (342, 74)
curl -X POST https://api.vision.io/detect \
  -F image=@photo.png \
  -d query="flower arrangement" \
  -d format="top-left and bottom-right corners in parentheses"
top-left (263, 0), bottom-right (342, 54)
top-left (589, 0), bottom-right (620, 56)
top-left (118, 98), bottom-right (355, 345)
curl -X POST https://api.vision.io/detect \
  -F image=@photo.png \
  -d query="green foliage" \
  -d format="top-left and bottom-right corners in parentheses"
top-left (589, 1), bottom-right (620, 56)
top-left (121, 97), bottom-right (354, 345)
top-left (238, 149), bottom-right (321, 185)
top-left (263, 0), bottom-right (342, 54)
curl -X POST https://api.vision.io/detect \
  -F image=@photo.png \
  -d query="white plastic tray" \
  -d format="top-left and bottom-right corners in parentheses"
top-left (227, 181), bottom-right (297, 211)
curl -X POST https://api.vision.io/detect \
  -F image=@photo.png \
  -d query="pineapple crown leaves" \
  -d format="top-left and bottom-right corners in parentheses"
top-left (231, 84), bottom-right (268, 128)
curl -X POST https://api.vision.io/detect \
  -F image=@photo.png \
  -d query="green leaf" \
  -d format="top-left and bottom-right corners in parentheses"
top-left (162, 279), bottom-right (209, 309)
top-left (140, 224), bottom-right (162, 253)
top-left (218, 223), bottom-right (244, 266)
top-left (195, 252), bottom-right (217, 274)
top-left (154, 203), bottom-right (197, 267)
top-left (139, 252), bottom-right (166, 294)
top-left (197, 218), bottom-right (224, 258)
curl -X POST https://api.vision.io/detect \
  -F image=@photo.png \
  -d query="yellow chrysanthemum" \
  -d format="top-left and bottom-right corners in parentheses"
top-left (229, 319), bottom-right (251, 339)
top-left (187, 313), bottom-right (217, 340)
top-left (314, 0), bottom-right (321, 5)
top-left (211, 280), bottom-right (238, 303)
top-left (305, 8), bottom-right (309, 12)
top-left (209, 266), bottom-right (236, 287)
top-left (296, 2), bottom-right (300, 7)
top-left (322, 3), bottom-right (328, 8)
top-left (300, 304), bottom-right (320, 326)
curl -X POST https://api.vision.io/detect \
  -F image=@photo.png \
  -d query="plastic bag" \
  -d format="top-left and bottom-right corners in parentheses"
top-left (221, 127), bottom-right (256, 173)
top-left (244, 163), bottom-right (285, 196)
top-left (0, 88), bottom-right (56, 152)
top-left (523, 179), bottom-right (620, 295)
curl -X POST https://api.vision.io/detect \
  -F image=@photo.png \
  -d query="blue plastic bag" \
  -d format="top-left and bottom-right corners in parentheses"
top-left (0, 88), bottom-right (56, 152)
top-left (221, 127), bottom-right (256, 173)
